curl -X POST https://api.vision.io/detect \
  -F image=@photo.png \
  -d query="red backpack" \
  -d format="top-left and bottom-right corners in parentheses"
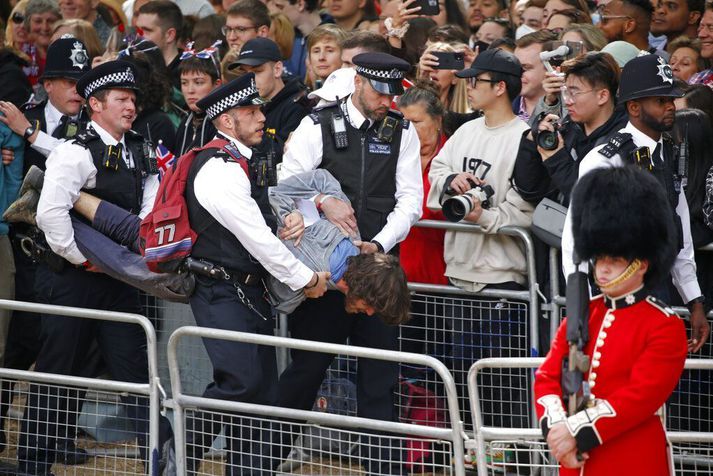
top-left (139, 138), bottom-right (248, 273)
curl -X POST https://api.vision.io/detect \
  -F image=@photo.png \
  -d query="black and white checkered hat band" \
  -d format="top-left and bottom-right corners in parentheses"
top-left (356, 65), bottom-right (404, 80)
top-left (83, 67), bottom-right (136, 97)
top-left (205, 82), bottom-right (259, 119)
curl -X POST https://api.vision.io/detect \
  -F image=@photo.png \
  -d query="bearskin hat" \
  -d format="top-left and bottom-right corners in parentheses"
top-left (571, 166), bottom-right (677, 288)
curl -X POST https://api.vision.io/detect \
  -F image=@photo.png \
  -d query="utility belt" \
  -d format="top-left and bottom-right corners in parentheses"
top-left (11, 227), bottom-right (80, 273)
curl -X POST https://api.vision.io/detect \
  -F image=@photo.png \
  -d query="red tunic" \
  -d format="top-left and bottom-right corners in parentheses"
top-left (400, 135), bottom-right (448, 285)
top-left (534, 290), bottom-right (687, 475)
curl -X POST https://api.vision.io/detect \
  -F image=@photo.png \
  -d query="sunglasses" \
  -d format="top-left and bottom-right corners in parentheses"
top-left (11, 12), bottom-right (24, 24)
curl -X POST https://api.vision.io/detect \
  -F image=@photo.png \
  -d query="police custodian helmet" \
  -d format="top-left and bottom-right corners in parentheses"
top-left (617, 54), bottom-right (684, 103)
top-left (571, 166), bottom-right (677, 288)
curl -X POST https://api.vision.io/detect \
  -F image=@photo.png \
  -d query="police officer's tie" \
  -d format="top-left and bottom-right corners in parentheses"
top-left (652, 142), bottom-right (662, 167)
top-left (359, 120), bottom-right (370, 132)
top-left (52, 115), bottom-right (69, 138)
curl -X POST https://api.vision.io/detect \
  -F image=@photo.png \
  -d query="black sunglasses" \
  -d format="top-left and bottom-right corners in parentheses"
top-left (11, 12), bottom-right (24, 24)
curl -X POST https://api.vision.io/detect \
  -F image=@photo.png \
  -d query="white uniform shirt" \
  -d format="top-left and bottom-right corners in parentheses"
top-left (280, 95), bottom-right (423, 252)
top-left (37, 121), bottom-right (159, 265)
top-left (561, 121), bottom-right (702, 303)
top-left (29, 100), bottom-right (75, 157)
top-left (193, 131), bottom-right (314, 291)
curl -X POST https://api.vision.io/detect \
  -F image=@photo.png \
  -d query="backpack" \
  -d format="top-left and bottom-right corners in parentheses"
top-left (139, 138), bottom-right (248, 273)
top-left (400, 380), bottom-right (448, 473)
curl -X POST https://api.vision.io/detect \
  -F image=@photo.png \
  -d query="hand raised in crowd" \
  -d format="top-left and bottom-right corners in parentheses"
top-left (534, 113), bottom-right (565, 161)
top-left (542, 69), bottom-right (566, 106)
top-left (304, 271), bottom-right (331, 299)
top-left (546, 423), bottom-right (587, 468)
top-left (462, 45), bottom-right (479, 70)
top-left (1, 148), bottom-right (14, 165)
top-left (319, 195), bottom-right (358, 237)
top-left (279, 210), bottom-right (305, 246)
top-left (688, 302), bottom-right (710, 353)
top-left (0, 101), bottom-right (33, 138)
top-left (352, 240), bottom-right (379, 254)
top-left (391, 0), bottom-right (422, 30)
top-left (418, 50), bottom-right (440, 76)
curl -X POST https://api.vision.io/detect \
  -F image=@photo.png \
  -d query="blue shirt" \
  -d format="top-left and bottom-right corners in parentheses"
top-left (329, 237), bottom-right (359, 282)
top-left (0, 120), bottom-right (24, 235)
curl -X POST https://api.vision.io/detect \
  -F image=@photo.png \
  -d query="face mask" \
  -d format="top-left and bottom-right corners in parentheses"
top-left (516, 23), bottom-right (536, 39)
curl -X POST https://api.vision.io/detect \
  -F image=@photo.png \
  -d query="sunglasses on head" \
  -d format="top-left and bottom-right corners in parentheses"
top-left (11, 12), bottom-right (24, 24)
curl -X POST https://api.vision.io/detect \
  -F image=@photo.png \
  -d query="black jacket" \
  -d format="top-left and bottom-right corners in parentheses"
top-left (132, 108), bottom-right (177, 154)
top-left (175, 111), bottom-right (217, 157)
top-left (0, 49), bottom-right (31, 107)
top-left (512, 104), bottom-right (628, 206)
top-left (263, 78), bottom-right (309, 146)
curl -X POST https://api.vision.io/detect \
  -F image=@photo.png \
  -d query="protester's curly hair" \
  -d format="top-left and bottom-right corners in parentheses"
top-left (343, 253), bottom-right (411, 326)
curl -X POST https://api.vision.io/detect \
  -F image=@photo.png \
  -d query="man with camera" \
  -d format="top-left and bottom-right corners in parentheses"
top-left (277, 51), bottom-right (422, 474)
top-left (513, 52), bottom-right (627, 206)
top-left (562, 53), bottom-right (710, 353)
top-left (427, 49), bottom-right (534, 426)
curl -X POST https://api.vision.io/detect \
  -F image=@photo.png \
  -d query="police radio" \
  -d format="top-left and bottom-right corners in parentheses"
top-left (331, 112), bottom-right (348, 149)
top-left (677, 125), bottom-right (689, 189)
top-left (377, 116), bottom-right (399, 143)
top-left (143, 141), bottom-right (159, 175)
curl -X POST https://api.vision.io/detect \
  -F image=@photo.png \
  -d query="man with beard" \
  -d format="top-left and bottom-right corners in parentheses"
top-left (561, 53), bottom-right (710, 353)
top-left (596, 0), bottom-right (656, 54)
top-left (277, 52), bottom-right (422, 474)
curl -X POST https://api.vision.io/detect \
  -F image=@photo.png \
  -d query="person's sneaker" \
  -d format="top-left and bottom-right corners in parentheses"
top-left (19, 165), bottom-right (45, 196)
top-left (55, 439), bottom-right (89, 465)
top-left (2, 189), bottom-right (40, 225)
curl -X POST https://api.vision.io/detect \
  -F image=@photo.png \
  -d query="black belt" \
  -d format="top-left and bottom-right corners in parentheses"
top-left (183, 257), bottom-right (264, 287)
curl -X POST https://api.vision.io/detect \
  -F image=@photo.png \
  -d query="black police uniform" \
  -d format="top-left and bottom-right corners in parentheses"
top-left (276, 52), bottom-right (415, 475)
top-left (17, 60), bottom-right (168, 475)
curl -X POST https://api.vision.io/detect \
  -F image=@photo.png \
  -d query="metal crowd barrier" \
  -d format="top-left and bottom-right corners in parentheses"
top-left (167, 326), bottom-right (467, 476)
top-left (467, 357), bottom-right (713, 476)
top-left (0, 299), bottom-right (162, 475)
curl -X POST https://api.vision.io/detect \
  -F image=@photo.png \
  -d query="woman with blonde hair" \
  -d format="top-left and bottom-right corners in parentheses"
top-left (50, 19), bottom-right (105, 60)
top-left (560, 23), bottom-right (607, 52)
top-left (270, 12), bottom-right (295, 60)
top-left (5, 0), bottom-right (30, 51)
top-left (416, 41), bottom-right (471, 114)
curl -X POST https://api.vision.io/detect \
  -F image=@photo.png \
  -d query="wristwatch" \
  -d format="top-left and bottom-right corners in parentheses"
top-left (23, 120), bottom-right (39, 140)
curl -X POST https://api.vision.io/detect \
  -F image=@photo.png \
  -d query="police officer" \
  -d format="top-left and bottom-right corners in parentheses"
top-left (184, 73), bottom-right (329, 474)
top-left (18, 60), bottom-right (166, 475)
top-left (562, 53), bottom-right (711, 353)
top-left (278, 52), bottom-right (423, 474)
top-left (0, 36), bottom-right (93, 465)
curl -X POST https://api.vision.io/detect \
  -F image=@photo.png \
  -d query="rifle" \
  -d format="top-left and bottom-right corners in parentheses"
top-left (562, 254), bottom-right (591, 415)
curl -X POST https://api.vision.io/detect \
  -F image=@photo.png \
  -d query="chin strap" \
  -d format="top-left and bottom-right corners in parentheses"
top-left (594, 258), bottom-right (642, 290)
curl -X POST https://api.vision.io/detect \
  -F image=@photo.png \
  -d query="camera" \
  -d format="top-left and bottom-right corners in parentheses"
top-left (532, 112), bottom-right (569, 151)
top-left (442, 179), bottom-right (495, 222)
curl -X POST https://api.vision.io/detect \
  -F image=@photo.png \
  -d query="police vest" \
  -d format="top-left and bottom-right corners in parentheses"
top-left (73, 127), bottom-right (152, 214)
top-left (313, 102), bottom-right (405, 242)
top-left (185, 147), bottom-right (278, 275)
top-left (599, 132), bottom-right (683, 249)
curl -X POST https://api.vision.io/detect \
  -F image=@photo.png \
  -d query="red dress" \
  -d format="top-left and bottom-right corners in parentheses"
top-left (400, 135), bottom-right (448, 285)
top-left (534, 289), bottom-right (687, 475)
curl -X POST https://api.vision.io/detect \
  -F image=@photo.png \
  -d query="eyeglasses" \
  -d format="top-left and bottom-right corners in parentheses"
top-left (466, 77), bottom-right (499, 87)
top-left (221, 25), bottom-right (257, 36)
top-left (11, 12), bottom-right (24, 24)
top-left (561, 86), bottom-right (595, 103)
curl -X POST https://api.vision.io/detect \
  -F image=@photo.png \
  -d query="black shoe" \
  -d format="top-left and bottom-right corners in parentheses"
top-left (55, 439), bottom-right (88, 465)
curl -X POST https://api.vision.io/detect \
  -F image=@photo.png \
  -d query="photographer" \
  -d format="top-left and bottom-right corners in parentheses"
top-left (513, 52), bottom-right (627, 206)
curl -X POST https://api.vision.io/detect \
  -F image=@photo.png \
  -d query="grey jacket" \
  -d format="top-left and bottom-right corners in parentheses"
top-left (267, 169), bottom-right (360, 313)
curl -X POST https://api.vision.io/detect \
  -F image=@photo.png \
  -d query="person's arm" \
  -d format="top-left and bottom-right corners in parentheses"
top-left (511, 132), bottom-right (554, 205)
top-left (371, 126), bottom-right (423, 252)
top-left (0, 125), bottom-right (24, 216)
top-left (542, 148), bottom-right (578, 204)
top-left (139, 173), bottom-right (159, 219)
top-left (671, 190), bottom-right (704, 303)
top-left (0, 101), bottom-right (61, 157)
top-left (426, 133), bottom-right (458, 212)
top-left (279, 115), bottom-right (323, 180)
top-left (195, 158), bottom-right (315, 291)
top-left (465, 180), bottom-right (534, 232)
top-left (36, 143), bottom-right (96, 264)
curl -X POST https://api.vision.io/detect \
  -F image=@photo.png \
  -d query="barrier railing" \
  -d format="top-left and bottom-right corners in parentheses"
top-left (167, 326), bottom-right (467, 476)
top-left (467, 357), bottom-right (713, 476)
top-left (0, 299), bottom-right (162, 475)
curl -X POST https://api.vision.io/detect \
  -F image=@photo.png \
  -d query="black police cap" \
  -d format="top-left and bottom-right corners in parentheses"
top-left (197, 72), bottom-right (268, 119)
top-left (41, 36), bottom-right (90, 81)
top-left (618, 54), bottom-right (683, 102)
top-left (353, 52), bottom-right (410, 96)
top-left (229, 38), bottom-right (282, 69)
top-left (76, 60), bottom-right (139, 99)
top-left (455, 48), bottom-right (522, 79)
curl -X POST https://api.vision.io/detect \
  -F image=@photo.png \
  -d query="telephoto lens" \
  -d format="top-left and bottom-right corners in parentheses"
top-left (442, 194), bottom-right (475, 222)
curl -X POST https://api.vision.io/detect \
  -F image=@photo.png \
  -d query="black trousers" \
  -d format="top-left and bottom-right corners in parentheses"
top-left (276, 290), bottom-right (404, 475)
top-left (18, 264), bottom-right (163, 475)
top-left (186, 276), bottom-right (277, 475)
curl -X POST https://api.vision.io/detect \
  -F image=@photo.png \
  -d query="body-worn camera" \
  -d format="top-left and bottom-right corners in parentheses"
top-left (250, 138), bottom-right (278, 187)
top-left (442, 179), bottom-right (495, 222)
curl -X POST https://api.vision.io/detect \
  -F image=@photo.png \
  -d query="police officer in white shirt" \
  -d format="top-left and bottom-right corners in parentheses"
top-left (183, 73), bottom-right (329, 474)
top-left (277, 52), bottom-right (422, 474)
top-left (19, 59), bottom-right (169, 475)
top-left (562, 54), bottom-right (710, 353)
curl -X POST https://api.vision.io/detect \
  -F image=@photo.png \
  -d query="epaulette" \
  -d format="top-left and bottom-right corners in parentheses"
top-left (308, 100), bottom-right (340, 124)
top-left (645, 296), bottom-right (677, 317)
top-left (598, 132), bottom-right (633, 159)
top-left (72, 127), bottom-right (100, 147)
top-left (21, 99), bottom-right (45, 112)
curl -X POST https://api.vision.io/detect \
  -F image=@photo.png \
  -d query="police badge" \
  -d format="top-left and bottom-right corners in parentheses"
top-left (656, 56), bottom-right (673, 85)
top-left (70, 41), bottom-right (89, 70)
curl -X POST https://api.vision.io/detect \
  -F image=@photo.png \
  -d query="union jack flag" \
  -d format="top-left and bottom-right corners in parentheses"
top-left (156, 141), bottom-right (176, 179)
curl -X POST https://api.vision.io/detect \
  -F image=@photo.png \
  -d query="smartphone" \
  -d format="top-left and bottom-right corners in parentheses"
top-left (432, 51), bottom-right (465, 70)
top-left (411, 0), bottom-right (440, 16)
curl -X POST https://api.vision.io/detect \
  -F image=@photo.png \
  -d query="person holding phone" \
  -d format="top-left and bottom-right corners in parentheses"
top-left (417, 42), bottom-right (472, 114)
